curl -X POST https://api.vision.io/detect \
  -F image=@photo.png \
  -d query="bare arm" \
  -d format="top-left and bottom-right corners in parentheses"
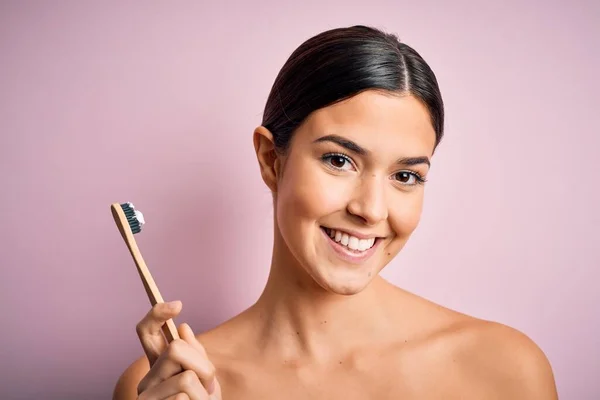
top-left (113, 356), bottom-right (150, 400)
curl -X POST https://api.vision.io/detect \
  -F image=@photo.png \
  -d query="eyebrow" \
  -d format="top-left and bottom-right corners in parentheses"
top-left (313, 134), bottom-right (431, 167)
top-left (314, 134), bottom-right (367, 155)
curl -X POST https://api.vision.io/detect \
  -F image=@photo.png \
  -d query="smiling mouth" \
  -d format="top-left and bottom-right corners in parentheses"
top-left (320, 226), bottom-right (379, 252)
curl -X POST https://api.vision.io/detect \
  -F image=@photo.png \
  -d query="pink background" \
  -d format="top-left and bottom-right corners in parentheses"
top-left (1, 1), bottom-right (598, 399)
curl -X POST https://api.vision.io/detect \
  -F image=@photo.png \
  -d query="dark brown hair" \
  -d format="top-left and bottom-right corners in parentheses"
top-left (262, 25), bottom-right (444, 153)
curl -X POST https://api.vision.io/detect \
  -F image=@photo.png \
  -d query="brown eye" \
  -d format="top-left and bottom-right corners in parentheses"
top-left (330, 156), bottom-right (347, 169)
top-left (396, 172), bottom-right (412, 183)
top-left (322, 154), bottom-right (353, 171)
top-left (393, 171), bottom-right (424, 185)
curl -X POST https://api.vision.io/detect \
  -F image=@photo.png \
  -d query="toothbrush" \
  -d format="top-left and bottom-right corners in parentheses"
top-left (110, 202), bottom-right (180, 343)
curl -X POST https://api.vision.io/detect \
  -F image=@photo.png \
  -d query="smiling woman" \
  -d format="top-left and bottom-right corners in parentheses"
top-left (114, 25), bottom-right (558, 400)
top-left (260, 92), bottom-right (436, 296)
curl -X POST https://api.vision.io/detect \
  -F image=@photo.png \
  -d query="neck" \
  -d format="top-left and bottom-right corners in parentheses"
top-left (251, 228), bottom-right (396, 364)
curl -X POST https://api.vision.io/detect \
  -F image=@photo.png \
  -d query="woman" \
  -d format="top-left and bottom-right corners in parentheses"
top-left (114, 25), bottom-right (558, 399)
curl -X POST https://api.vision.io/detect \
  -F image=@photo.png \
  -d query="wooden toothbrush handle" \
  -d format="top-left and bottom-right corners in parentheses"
top-left (129, 241), bottom-right (180, 343)
top-left (111, 204), bottom-right (180, 343)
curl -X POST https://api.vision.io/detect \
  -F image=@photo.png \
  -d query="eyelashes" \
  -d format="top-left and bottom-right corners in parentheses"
top-left (321, 153), bottom-right (354, 171)
top-left (321, 152), bottom-right (427, 186)
top-left (393, 171), bottom-right (427, 185)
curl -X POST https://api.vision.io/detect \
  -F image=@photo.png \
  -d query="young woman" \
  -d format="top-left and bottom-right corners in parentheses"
top-left (114, 25), bottom-right (558, 400)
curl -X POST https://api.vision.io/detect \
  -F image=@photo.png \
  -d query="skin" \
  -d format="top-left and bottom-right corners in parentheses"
top-left (113, 91), bottom-right (558, 400)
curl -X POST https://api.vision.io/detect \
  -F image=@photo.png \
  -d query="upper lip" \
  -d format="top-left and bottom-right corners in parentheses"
top-left (322, 226), bottom-right (384, 240)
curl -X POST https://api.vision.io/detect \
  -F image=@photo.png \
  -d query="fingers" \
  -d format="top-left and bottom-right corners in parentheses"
top-left (138, 370), bottom-right (209, 400)
top-left (136, 301), bottom-right (182, 366)
top-left (165, 394), bottom-right (190, 400)
top-left (178, 323), bottom-right (215, 394)
top-left (137, 337), bottom-right (216, 396)
top-left (179, 323), bottom-right (208, 357)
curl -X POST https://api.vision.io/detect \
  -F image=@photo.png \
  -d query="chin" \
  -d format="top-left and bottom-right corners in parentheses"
top-left (323, 282), bottom-right (371, 296)
top-left (309, 266), bottom-right (377, 296)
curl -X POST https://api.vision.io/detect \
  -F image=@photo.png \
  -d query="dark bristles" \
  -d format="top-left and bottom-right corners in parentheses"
top-left (120, 203), bottom-right (142, 234)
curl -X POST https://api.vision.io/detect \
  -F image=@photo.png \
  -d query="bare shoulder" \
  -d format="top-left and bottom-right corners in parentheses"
top-left (112, 356), bottom-right (149, 400)
top-left (194, 307), bottom-right (257, 357)
top-left (389, 288), bottom-right (558, 399)
top-left (448, 317), bottom-right (558, 399)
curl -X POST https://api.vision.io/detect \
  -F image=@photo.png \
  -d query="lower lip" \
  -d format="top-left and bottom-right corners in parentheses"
top-left (320, 227), bottom-right (380, 264)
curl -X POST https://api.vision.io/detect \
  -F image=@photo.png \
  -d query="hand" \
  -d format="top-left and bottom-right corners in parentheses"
top-left (135, 301), bottom-right (222, 400)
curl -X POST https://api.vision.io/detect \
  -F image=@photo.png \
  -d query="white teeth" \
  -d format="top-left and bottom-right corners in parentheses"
top-left (341, 233), bottom-right (349, 246)
top-left (358, 239), bottom-right (369, 251)
top-left (348, 236), bottom-right (359, 250)
top-left (325, 228), bottom-right (376, 252)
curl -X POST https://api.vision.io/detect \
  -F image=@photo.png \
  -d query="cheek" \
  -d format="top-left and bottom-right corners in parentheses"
top-left (389, 192), bottom-right (424, 237)
top-left (277, 158), bottom-right (347, 221)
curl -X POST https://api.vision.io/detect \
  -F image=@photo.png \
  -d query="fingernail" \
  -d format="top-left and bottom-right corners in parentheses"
top-left (166, 301), bottom-right (180, 310)
top-left (206, 378), bottom-right (216, 394)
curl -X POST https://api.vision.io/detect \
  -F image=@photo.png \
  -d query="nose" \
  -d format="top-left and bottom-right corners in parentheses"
top-left (346, 175), bottom-right (388, 226)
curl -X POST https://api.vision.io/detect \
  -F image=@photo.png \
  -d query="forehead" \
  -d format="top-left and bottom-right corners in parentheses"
top-left (298, 90), bottom-right (436, 157)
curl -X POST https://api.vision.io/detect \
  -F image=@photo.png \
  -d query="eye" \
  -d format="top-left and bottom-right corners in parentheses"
top-left (393, 171), bottom-right (426, 186)
top-left (322, 153), bottom-right (355, 171)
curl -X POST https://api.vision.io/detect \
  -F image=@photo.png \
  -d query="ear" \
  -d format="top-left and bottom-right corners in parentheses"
top-left (253, 126), bottom-right (281, 192)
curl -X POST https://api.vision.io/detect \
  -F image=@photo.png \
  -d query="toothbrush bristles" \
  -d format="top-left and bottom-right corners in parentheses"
top-left (120, 202), bottom-right (142, 234)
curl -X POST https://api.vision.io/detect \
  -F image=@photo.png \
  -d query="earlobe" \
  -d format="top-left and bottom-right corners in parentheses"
top-left (253, 126), bottom-right (280, 192)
